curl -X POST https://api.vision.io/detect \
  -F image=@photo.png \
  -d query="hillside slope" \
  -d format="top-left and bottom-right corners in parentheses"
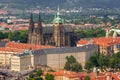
top-left (0, 0), bottom-right (120, 9)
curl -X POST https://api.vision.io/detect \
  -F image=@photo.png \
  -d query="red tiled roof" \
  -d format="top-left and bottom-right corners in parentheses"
top-left (44, 70), bottom-right (79, 78)
top-left (77, 37), bottom-right (120, 47)
top-left (0, 42), bottom-right (53, 54)
top-left (6, 42), bottom-right (53, 50)
top-left (0, 47), bottom-right (22, 53)
top-left (44, 71), bottom-right (120, 80)
top-left (77, 40), bottom-right (89, 45)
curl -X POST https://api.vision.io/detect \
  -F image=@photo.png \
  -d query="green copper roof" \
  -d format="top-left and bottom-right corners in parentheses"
top-left (53, 7), bottom-right (64, 24)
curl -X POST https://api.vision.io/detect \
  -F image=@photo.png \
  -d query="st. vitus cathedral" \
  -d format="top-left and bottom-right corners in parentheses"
top-left (28, 8), bottom-right (77, 47)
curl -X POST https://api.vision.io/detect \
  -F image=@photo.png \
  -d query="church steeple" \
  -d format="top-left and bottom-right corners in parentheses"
top-left (28, 13), bottom-right (35, 44)
top-left (36, 13), bottom-right (44, 45)
top-left (29, 13), bottom-right (34, 33)
top-left (37, 13), bottom-right (42, 34)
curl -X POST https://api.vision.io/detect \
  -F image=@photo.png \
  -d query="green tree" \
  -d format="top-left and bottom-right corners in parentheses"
top-left (109, 56), bottom-right (119, 68)
top-left (8, 31), bottom-right (13, 41)
top-left (84, 61), bottom-right (94, 70)
top-left (71, 62), bottom-right (82, 72)
top-left (115, 52), bottom-right (120, 58)
top-left (84, 76), bottom-right (90, 80)
top-left (34, 77), bottom-right (43, 80)
top-left (74, 28), bottom-right (105, 39)
top-left (45, 74), bottom-right (54, 80)
top-left (7, 30), bottom-right (28, 43)
top-left (98, 54), bottom-right (109, 67)
top-left (0, 32), bottom-right (4, 40)
top-left (12, 31), bottom-right (21, 41)
top-left (90, 55), bottom-right (99, 67)
top-left (29, 70), bottom-right (43, 80)
top-left (64, 55), bottom-right (83, 72)
top-left (29, 74), bottom-right (35, 80)
top-left (19, 30), bottom-right (28, 43)
top-left (66, 55), bottom-right (76, 63)
top-left (64, 62), bottom-right (70, 70)
top-left (36, 70), bottom-right (42, 77)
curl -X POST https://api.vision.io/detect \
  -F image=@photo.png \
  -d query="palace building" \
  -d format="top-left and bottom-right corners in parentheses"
top-left (11, 44), bottom-right (98, 71)
top-left (28, 8), bottom-right (76, 47)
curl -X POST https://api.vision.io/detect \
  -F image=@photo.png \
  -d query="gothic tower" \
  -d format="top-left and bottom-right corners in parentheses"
top-left (28, 13), bottom-right (43, 45)
top-left (53, 7), bottom-right (65, 47)
top-left (36, 13), bottom-right (44, 45)
top-left (28, 13), bottom-right (34, 44)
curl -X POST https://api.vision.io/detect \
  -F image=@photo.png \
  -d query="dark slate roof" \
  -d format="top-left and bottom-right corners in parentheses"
top-left (43, 25), bottom-right (75, 34)
top-left (15, 44), bottom-right (98, 57)
top-left (15, 50), bottom-right (33, 57)
top-left (33, 44), bottom-right (98, 55)
top-left (0, 42), bottom-right (7, 47)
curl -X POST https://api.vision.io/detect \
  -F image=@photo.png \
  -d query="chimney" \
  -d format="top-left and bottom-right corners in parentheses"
top-left (64, 70), bottom-right (66, 74)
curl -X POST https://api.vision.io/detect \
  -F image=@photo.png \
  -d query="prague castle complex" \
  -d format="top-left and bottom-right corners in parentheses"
top-left (0, 8), bottom-right (99, 72)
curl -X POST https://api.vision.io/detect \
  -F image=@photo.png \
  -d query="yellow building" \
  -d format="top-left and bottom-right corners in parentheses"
top-left (11, 51), bottom-right (33, 71)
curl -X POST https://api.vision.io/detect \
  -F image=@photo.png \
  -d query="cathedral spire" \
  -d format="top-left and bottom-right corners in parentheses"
top-left (37, 12), bottom-right (43, 45)
top-left (29, 13), bottom-right (34, 33)
top-left (30, 13), bottom-right (33, 21)
top-left (28, 13), bottom-right (34, 44)
top-left (38, 12), bottom-right (42, 23)
top-left (37, 12), bottom-right (42, 34)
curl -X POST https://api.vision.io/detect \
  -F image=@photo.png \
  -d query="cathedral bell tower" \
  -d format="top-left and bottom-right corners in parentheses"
top-left (53, 7), bottom-right (65, 47)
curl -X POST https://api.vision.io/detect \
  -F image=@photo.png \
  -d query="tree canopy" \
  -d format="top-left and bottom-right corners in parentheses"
top-left (84, 52), bottom-right (120, 70)
top-left (45, 73), bottom-right (54, 80)
top-left (29, 70), bottom-right (43, 80)
top-left (64, 55), bottom-right (82, 72)
top-left (74, 28), bottom-right (105, 39)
